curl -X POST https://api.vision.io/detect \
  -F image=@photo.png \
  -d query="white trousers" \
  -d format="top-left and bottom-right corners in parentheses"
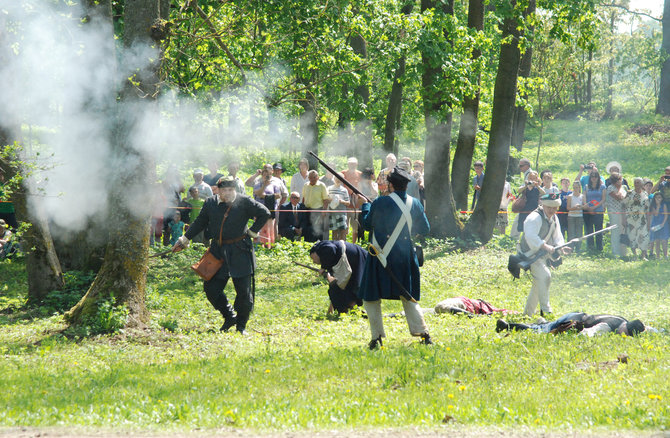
top-left (364, 298), bottom-right (428, 340)
top-left (524, 258), bottom-right (552, 316)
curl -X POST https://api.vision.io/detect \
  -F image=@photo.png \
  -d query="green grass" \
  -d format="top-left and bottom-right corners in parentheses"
top-left (1, 240), bottom-right (669, 432)
top-left (1, 117), bottom-right (670, 433)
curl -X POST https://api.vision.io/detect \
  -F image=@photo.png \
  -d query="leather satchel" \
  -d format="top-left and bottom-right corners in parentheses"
top-left (190, 204), bottom-right (233, 281)
top-left (191, 248), bottom-right (224, 281)
top-left (511, 192), bottom-right (526, 213)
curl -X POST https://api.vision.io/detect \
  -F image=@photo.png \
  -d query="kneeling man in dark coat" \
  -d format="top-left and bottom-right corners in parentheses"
top-left (358, 167), bottom-right (432, 349)
top-left (309, 240), bottom-right (366, 314)
top-left (173, 176), bottom-right (270, 335)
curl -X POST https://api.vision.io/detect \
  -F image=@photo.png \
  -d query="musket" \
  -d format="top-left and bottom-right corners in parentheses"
top-left (308, 151), bottom-right (372, 203)
top-left (294, 261), bottom-right (328, 279)
top-left (149, 248), bottom-right (174, 259)
top-left (515, 224), bottom-right (617, 272)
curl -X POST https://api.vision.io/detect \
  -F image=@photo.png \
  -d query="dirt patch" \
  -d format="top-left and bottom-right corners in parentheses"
top-left (627, 124), bottom-right (670, 136)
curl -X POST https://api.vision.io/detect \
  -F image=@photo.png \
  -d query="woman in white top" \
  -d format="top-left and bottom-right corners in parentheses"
top-left (567, 181), bottom-right (586, 252)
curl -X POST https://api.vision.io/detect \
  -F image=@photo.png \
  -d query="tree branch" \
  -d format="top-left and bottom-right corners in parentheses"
top-left (599, 3), bottom-right (661, 22)
top-left (189, 0), bottom-right (248, 84)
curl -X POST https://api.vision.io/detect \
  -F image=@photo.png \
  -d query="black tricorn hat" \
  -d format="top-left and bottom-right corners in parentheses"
top-left (387, 166), bottom-right (411, 186)
top-left (217, 176), bottom-right (237, 188)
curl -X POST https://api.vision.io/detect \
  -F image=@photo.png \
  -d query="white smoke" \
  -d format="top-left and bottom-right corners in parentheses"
top-left (0, 0), bottom-right (377, 233)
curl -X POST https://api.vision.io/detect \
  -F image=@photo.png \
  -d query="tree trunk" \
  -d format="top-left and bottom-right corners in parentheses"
top-left (349, 31), bottom-right (373, 169)
top-left (0, 115), bottom-right (64, 303)
top-left (587, 48), bottom-right (593, 112)
top-left (300, 88), bottom-right (319, 169)
top-left (657, 0), bottom-right (670, 115)
top-left (66, 0), bottom-right (168, 327)
top-left (510, 43), bottom-right (533, 150)
top-left (383, 2), bottom-right (414, 156)
top-left (604, 11), bottom-right (616, 119)
top-left (464, 0), bottom-right (525, 243)
top-left (421, 0), bottom-right (463, 238)
top-left (451, 0), bottom-right (484, 211)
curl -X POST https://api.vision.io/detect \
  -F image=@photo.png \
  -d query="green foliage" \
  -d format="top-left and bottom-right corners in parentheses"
top-left (39, 271), bottom-right (95, 315)
top-left (81, 296), bottom-right (129, 335)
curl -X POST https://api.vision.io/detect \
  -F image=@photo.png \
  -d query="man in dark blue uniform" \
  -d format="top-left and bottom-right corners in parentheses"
top-left (358, 167), bottom-right (432, 349)
top-left (309, 240), bottom-right (366, 314)
top-left (172, 176), bottom-right (270, 334)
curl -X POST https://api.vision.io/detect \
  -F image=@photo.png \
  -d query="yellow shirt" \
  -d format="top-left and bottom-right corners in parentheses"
top-left (302, 181), bottom-right (330, 209)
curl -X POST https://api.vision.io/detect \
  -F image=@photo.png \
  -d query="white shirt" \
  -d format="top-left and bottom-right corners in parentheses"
top-left (290, 172), bottom-right (309, 196)
top-left (522, 210), bottom-right (565, 255)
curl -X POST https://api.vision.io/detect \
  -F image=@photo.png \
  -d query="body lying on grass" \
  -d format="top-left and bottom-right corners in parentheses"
top-left (495, 312), bottom-right (658, 336)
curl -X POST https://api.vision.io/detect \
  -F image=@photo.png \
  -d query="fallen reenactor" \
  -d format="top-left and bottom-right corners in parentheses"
top-left (309, 240), bottom-right (366, 314)
top-left (495, 312), bottom-right (655, 337)
top-left (433, 296), bottom-right (516, 316)
top-left (386, 296), bottom-right (516, 319)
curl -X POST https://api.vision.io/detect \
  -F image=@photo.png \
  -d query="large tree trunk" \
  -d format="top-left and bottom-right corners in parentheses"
top-left (383, 2), bottom-right (414, 156)
top-left (586, 48), bottom-right (593, 112)
top-left (300, 88), bottom-right (319, 169)
top-left (66, 0), bottom-right (168, 327)
top-left (421, 0), bottom-right (462, 238)
top-left (464, 0), bottom-right (526, 243)
top-left (0, 107), bottom-right (64, 302)
top-left (349, 31), bottom-right (373, 169)
top-left (510, 40), bottom-right (534, 150)
top-left (451, 0), bottom-right (484, 211)
top-left (603, 10), bottom-right (616, 119)
top-left (657, 0), bottom-right (670, 115)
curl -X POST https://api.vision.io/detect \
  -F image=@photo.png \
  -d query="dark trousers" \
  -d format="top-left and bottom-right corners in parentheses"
top-left (204, 274), bottom-right (254, 330)
top-left (327, 284), bottom-right (361, 314)
top-left (583, 212), bottom-right (604, 251)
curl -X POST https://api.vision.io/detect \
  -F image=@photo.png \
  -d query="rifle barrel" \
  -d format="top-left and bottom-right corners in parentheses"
top-left (308, 151), bottom-right (372, 203)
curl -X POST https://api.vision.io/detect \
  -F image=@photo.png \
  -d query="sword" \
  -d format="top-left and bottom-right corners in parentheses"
top-left (149, 248), bottom-right (174, 258)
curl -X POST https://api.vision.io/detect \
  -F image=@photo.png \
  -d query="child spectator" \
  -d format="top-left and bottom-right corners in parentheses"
top-left (558, 177), bottom-right (571, 239)
top-left (472, 161), bottom-right (485, 209)
top-left (0, 219), bottom-right (15, 259)
top-left (169, 211), bottom-right (185, 247)
top-left (567, 181), bottom-right (585, 252)
top-left (496, 178), bottom-right (512, 235)
top-left (649, 193), bottom-right (669, 259)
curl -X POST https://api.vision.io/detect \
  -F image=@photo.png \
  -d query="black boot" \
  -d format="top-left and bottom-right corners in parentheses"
top-left (368, 336), bottom-right (383, 350)
top-left (219, 303), bottom-right (237, 332)
top-left (236, 312), bottom-right (250, 335)
top-left (420, 333), bottom-right (433, 345)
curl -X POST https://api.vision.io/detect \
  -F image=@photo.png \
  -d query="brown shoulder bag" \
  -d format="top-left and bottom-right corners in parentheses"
top-left (190, 204), bottom-right (232, 281)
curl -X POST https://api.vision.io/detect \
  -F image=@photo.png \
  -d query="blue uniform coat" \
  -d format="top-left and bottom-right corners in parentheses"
top-left (358, 191), bottom-right (430, 301)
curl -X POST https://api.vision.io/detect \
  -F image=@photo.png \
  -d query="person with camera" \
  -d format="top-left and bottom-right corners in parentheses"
top-left (518, 193), bottom-right (572, 316)
top-left (575, 162), bottom-right (604, 191)
top-left (650, 166), bottom-right (670, 202)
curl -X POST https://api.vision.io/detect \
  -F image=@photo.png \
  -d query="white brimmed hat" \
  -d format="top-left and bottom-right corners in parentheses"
top-left (605, 161), bottom-right (622, 174)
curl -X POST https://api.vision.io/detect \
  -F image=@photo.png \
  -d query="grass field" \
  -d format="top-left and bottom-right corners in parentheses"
top-left (1, 116), bottom-right (669, 434)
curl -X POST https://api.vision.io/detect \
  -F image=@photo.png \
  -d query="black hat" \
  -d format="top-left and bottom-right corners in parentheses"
top-left (217, 176), bottom-right (237, 188)
top-left (387, 166), bottom-right (411, 186)
top-left (273, 163), bottom-right (284, 171)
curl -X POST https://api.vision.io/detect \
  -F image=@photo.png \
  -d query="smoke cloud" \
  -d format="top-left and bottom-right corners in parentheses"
top-left (0, 0), bottom-right (375, 233)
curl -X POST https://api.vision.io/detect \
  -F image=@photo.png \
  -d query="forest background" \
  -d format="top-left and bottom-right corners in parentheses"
top-left (0, 0), bottom-right (669, 434)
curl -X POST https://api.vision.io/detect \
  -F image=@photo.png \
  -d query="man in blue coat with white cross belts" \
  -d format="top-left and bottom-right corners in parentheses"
top-left (358, 166), bottom-right (432, 349)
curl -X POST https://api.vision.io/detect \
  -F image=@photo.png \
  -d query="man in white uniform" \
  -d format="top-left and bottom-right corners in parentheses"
top-left (519, 193), bottom-right (572, 316)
